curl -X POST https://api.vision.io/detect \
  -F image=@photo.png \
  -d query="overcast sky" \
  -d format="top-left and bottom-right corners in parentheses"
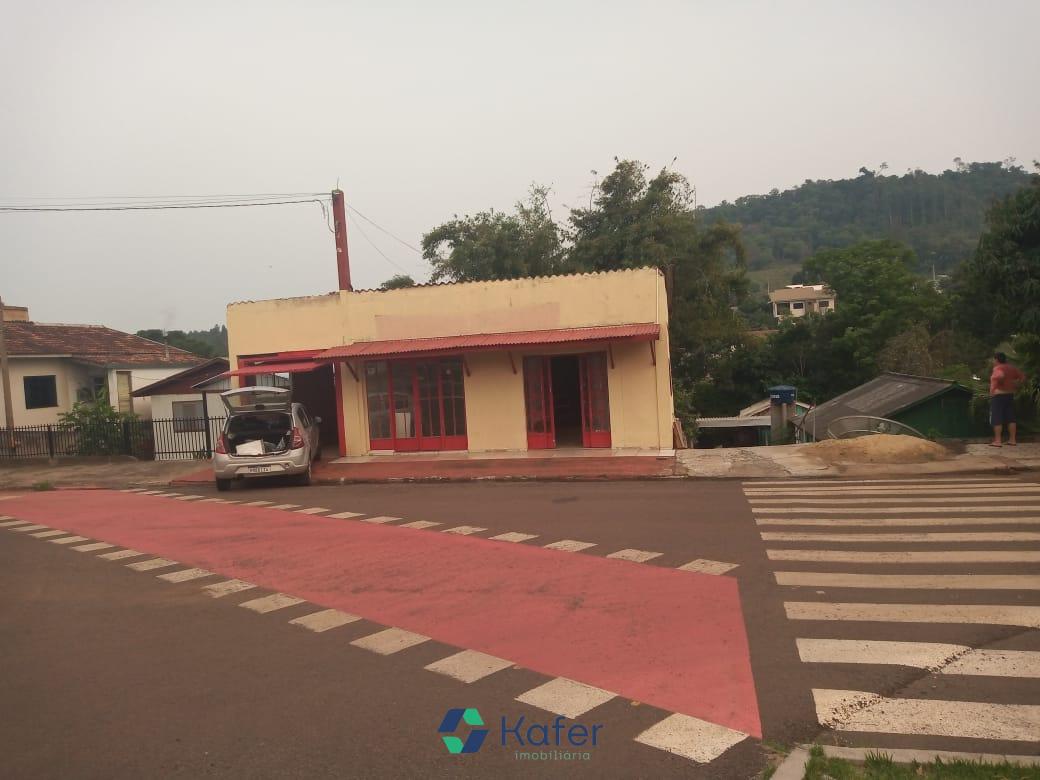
top-left (2, 0), bottom-right (1037, 333)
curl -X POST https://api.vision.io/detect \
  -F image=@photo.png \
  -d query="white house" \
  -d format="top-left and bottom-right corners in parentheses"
top-left (768, 284), bottom-right (836, 320)
top-left (131, 358), bottom-right (230, 460)
top-left (0, 306), bottom-right (204, 426)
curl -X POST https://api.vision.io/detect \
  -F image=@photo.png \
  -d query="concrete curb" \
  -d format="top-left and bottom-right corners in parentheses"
top-left (771, 744), bottom-right (1040, 779)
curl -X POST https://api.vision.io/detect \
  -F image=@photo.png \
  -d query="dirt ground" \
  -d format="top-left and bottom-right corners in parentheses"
top-left (804, 434), bottom-right (952, 464)
top-left (0, 458), bottom-right (207, 489)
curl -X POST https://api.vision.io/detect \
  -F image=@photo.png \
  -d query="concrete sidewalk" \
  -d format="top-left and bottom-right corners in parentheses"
top-left (677, 441), bottom-right (1040, 479)
top-left (171, 452), bottom-right (679, 485)
top-left (2, 442), bottom-right (1037, 489)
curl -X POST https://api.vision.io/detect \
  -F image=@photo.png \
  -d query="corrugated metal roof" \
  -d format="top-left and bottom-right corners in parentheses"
top-left (223, 361), bottom-right (325, 377)
top-left (132, 357), bottom-right (229, 397)
top-left (696, 416), bottom-right (771, 428)
top-left (800, 372), bottom-right (972, 437)
top-left (317, 323), bottom-right (661, 360)
top-left (227, 267), bottom-right (663, 307)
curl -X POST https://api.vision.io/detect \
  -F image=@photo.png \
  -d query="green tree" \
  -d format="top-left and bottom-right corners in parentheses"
top-left (422, 186), bottom-right (565, 282)
top-left (58, 390), bottom-right (141, 455)
top-left (379, 274), bottom-right (417, 290)
top-left (567, 160), bottom-right (748, 380)
top-left (136, 329), bottom-right (219, 358)
top-left (954, 174), bottom-right (1040, 342)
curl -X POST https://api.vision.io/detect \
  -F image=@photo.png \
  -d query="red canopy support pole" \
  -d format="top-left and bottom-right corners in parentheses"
top-left (332, 190), bottom-right (352, 292)
top-left (334, 362), bottom-right (347, 457)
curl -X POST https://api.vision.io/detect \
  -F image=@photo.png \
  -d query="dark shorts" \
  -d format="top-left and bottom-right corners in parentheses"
top-left (991, 393), bottom-right (1016, 425)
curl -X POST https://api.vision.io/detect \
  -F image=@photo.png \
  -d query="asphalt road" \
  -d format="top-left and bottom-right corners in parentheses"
top-left (1, 475), bottom-right (1038, 778)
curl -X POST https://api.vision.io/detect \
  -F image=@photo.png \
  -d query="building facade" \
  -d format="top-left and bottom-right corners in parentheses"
top-left (0, 311), bottom-right (203, 425)
top-left (768, 284), bottom-right (836, 320)
top-left (226, 268), bottom-right (674, 456)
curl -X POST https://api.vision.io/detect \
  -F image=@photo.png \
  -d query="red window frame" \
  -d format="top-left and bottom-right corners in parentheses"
top-left (365, 357), bottom-right (468, 452)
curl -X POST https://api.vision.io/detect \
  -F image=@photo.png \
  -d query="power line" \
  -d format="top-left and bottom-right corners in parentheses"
top-left (344, 203), bottom-right (421, 255)
top-left (0, 197), bottom-right (329, 213)
top-left (347, 213), bottom-right (412, 276)
top-left (0, 192), bottom-right (326, 202)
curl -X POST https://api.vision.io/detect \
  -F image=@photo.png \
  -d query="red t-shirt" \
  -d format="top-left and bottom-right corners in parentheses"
top-left (990, 363), bottom-right (1025, 395)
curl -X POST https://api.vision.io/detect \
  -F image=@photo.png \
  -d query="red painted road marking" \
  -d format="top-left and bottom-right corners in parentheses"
top-left (4, 491), bottom-right (761, 737)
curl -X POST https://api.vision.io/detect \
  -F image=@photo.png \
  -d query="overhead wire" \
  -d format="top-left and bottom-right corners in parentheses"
top-left (344, 203), bottom-right (422, 255)
top-left (0, 197), bottom-right (329, 212)
top-left (347, 213), bottom-right (412, 275)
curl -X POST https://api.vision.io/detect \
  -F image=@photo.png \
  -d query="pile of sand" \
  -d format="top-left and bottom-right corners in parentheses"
top-left (804, 434), bottom-right (952, 464)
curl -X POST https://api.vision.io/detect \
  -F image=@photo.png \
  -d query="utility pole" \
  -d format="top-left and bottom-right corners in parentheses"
top-left (0, 296), bottom-right (16, 450)
top-left (331, 190), bottom-right (353, 292)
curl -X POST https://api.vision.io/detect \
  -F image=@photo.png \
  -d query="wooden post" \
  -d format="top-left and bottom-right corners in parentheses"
top-left (0, 296), bottom-right (16, 451)
top-left (332, 190), bottom-right (352, 292)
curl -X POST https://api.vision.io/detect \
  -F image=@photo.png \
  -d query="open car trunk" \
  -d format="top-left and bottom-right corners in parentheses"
top-left (226, 412), bottom-right (294, 456)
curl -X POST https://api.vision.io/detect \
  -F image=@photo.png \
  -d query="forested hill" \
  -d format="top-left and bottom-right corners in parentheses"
top-left (701, 161), bottom-right (1033, 275)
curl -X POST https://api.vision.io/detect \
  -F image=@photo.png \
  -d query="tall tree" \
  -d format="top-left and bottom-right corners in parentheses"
top-left (422, 186), bottom-right (564, 282)
top-left (954, 173), bottom-right (1040, 342)
top-left (567, 160), bottom-right (747, 377)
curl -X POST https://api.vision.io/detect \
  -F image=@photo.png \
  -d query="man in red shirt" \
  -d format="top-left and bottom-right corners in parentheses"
top-left (990, 352), bottom-right (1026, 446)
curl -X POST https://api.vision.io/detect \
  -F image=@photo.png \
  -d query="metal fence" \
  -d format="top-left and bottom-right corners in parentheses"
top-left (0, 416), bottom-right (226, 460)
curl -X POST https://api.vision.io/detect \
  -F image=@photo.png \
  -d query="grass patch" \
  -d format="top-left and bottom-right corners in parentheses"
top-left (804, 745), bottom-right (1040, 779)
top-left (31, 481), bottom-right (55, 491)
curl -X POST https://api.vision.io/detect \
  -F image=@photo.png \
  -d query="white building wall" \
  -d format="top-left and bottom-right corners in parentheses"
top-left (106, 367), bottom-right (193, 420)
top-left (0, 357), bottom-right (105, 426)
top-left (149, 391), bottom-right (228, 461)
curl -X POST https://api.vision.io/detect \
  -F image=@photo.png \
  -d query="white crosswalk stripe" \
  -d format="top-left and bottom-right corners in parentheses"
top-left (775, 571), bottom-right (1040, 590)
top-left (425, 650), bottom-right (514, 683)
top-left (489, 531), bottom-right (539, 543)
top-left (757, 516), bottom-right (1040, 526)
top-left (50, 535), bottom-right (88, 545)
top-left (797, 639), bottom-right (1040, 677)
top-left (677, 559), bottom-right (738, 575)
top-left (157, 568), bottom-right (214, 583)
top-left (289, 609), bottom-right (361, 632)
top-left (544, 539), bottom-right (596, 552)
top-left (761, 530), bottom-right (1040, 542)
top-left (744, 476), bottom-right (1040, 749)
top-left (239, 593), bottom-right (305, 613)
top-left (813, 689), bottom-right (1040, 741)
top-left (350, 628), bottom-right (429, 655)
top-left (755, 505), bottom-right (1040, 514)
top-left (202, 579), bottom-right (257, 598)
top-left (606, 548), bottom-right (663, 563)
top-left (515, 677), bottom-right (616, 718)
top-left (634, 713), bottom-right (748, 764)
top-left (768, 548), bottom-right (1040, 563)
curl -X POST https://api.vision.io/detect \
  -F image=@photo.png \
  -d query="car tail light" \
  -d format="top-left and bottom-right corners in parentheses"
top-left (291, 427), bottom-right (305, 449)
top-left (214, 434), bottom-right (227, 455)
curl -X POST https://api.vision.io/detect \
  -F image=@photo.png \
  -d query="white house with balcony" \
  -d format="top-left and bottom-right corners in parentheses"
top-left (768, 284), bottom-right (836, 320)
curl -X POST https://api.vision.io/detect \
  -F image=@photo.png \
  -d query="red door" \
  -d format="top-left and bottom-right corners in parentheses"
top-left (579, 353), bottom-right (612, 448)
top-left (523, 356), bottom-right (555, 449)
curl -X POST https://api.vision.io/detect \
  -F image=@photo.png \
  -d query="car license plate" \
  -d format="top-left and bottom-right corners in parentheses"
top-left (248, 465), bottom-right (274, 473)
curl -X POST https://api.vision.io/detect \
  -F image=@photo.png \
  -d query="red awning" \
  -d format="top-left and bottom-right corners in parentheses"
top-left (223, 360), bottom-right (325, 377)
top-left (317, 323), bottom-right (660, 361)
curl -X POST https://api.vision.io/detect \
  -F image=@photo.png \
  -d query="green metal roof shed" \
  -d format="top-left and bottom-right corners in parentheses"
top-left (799, 372), bottom-right (978, 440)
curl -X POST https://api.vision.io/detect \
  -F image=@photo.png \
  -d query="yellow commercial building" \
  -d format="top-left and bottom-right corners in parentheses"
top-left (226, 267), bottom-right (674, 457)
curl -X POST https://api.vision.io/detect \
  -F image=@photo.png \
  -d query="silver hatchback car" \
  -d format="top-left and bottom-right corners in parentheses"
top-left (212, 387), bottom-right (321, 491)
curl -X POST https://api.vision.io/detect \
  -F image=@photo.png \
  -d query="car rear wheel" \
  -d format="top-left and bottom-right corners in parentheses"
top-left (294, 464), bottom-right (312, 487)
top-left (215, 478), bottom-right (232, 492)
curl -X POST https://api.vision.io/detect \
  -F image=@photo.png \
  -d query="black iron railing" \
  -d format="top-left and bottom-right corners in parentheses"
top-left (0, 416), bottom-right (226, 460)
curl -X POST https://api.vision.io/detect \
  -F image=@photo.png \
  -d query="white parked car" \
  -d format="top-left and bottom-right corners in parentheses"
top-left (212, 387), bottom-right (321, 491)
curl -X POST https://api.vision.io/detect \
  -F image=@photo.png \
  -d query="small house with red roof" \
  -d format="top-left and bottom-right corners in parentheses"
top-left (0, 306), bottom-right (205, 425)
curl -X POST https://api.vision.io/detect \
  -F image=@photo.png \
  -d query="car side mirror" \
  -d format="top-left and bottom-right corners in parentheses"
top-left (314, 416), bottom-right (322, 424)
